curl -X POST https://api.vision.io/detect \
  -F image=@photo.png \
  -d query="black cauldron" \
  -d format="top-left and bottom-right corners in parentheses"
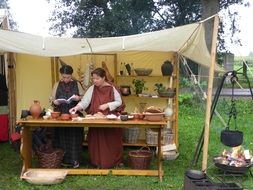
top-left (220, 129), bottom-right (243, 147)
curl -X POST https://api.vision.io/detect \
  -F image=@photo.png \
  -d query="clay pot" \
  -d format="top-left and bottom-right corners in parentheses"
top-left (70, 113), bottom-right (78, 118)
top-left (51, 112), bottom-right (61, 119)
top-left (130, 113), bottom-right (140, 120)
top-left (120, 86), bottom-right (131, 96)
top-left (29, 100), bottom-right (42, 119)
top-left (61, 114), bottom-right (70, 120)
top-left (120, 114), bottom-right (128, 121)
top-left (161, 60), bottom-right (173, 76)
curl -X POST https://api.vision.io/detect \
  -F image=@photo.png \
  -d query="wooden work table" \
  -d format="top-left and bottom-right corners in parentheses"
top-left (17, 118), bottom-right (167, 182)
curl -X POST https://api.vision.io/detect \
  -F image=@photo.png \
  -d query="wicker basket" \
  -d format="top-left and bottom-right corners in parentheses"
top-left (162, 150), bottom-right (179, 160)
top-left (128, 147), bottom-right (152, 169)
top-left (36, 148), bottom-right (64, 168)
top-left (145, 128), bottom-right (174, 145)
top-left (123, 127), bottom-right (140, 144)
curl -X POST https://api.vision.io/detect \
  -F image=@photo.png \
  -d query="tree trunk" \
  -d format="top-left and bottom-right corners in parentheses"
top-left (199, 0), bottom-right (219, 83)
top-left (201, 0), bottom-right (219, 52)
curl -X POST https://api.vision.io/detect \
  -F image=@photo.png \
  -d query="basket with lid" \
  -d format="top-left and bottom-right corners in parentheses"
top-left (145, 128), bottom-right (174, 145)
top-left (123, 127), bottom-right (140, 144)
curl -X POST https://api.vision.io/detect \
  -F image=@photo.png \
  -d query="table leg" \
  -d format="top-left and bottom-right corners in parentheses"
top-left (20, 126), bottom-right (32, 178)
top-left (158, 127), bottom-right (163, 182)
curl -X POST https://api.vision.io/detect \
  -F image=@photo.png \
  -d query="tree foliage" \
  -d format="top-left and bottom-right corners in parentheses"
top-left (0, 0), bottom-right (17, 30)
top-left (0, 0), bottom-right (7, 8)
top-left (50, 0), bottom-right (248, 51)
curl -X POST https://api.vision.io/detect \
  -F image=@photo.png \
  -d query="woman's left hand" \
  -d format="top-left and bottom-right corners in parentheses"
top-left (72, 95), bottom-right (80, 101)
top-left (99, 103), bottom-right (108, 111)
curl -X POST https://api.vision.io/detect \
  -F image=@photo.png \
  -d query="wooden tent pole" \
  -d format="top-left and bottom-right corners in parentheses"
top-left (7, 52), bottom-right (17, 135)
top-left (202, 15), bottom-right (219, 171)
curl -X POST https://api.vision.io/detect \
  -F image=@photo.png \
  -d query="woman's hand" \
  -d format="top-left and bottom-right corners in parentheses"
top-left (69, 106), bottom-right (80, 114)
top-left (53, 100), bottom-right (60, 105)
top-left (99, 103), bottom-right (109, 111)
top-left (72, 95), bottom-right (80, 101)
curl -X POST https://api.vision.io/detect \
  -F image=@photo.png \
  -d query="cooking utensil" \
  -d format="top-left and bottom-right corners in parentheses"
top-left (185, 169), bottom-right (206, 179)
top-left (220, 129), bottom-right (243, 147)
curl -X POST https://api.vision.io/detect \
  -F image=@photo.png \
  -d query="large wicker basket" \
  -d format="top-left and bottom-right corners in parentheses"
top-left (128, 147), bottom-right (152, 169)
top-left (36, 148), bottom-right (64, 168)
top-left (145, 128), bottom-right (174, 145)
top-left (123, 127), bottom-right (140, 144)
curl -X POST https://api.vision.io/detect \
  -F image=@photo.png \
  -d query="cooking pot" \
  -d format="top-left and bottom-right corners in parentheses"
top-left (120, 86), bottom-right (131, 96)
top-left (220, 128), bottom-right (243, 147)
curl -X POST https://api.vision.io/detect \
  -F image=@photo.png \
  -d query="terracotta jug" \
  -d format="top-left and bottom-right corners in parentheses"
top-left (29, 100), bottom-right (42, 119)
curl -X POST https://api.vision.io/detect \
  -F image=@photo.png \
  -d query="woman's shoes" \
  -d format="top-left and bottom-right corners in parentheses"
top-left (73, 161), bottom-right (80, 169)
top-left (61, 161), bottom-right (80, 168)
top-left (61, 162), bottom-right (72, 167)
top-left (115, 162), bottom-right (124, 169)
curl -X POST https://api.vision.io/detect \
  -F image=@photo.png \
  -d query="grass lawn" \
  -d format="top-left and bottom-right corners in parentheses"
top-left (0, 98), bottom-right (252, 190)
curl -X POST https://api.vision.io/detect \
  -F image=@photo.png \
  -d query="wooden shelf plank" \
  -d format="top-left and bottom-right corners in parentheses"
top-left (83, 139), bottom-right (157, 147)
top-left (27, 168), bottom-right (162, 176)
top-left (121, 95), bottom-right (173, 99)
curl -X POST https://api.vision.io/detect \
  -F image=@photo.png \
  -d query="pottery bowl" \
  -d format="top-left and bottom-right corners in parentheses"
top-left (130, 113), bottom-right (140, 120)
top-left (51, 112), bottom-right (61, 119)
top-left (70, 113), bottom-right (78, 118)
top-left (61, 113), bottom-right (70, 120)
top-left (144, 112), bottom-right (165, 121)
top-left (134, 68), bottom-right (153, 76)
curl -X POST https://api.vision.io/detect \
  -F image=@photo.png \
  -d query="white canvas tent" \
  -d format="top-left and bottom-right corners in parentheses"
top-left (0, 20), bottom-right (222, 71)
top-left (0, 15), bottom-right (220, 171)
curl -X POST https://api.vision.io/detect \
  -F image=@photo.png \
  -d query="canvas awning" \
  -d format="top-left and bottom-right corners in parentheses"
top-left (0, 21), bottom-right (223, 71)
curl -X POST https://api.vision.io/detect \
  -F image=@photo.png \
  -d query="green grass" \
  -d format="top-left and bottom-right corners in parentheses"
top-left (0, 98), bottom-right (252, 190)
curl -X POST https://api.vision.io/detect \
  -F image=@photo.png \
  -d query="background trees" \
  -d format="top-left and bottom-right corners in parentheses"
top-left (49, 0), bottom-right (248, 52)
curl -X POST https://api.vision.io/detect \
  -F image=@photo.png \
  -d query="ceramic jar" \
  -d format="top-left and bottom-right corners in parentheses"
top-left (161, 60), bottom-right (173, 76)
top-left (29, 100), bottom-right (42, 119)
top-left (120, 86), bottom-right (131, 96)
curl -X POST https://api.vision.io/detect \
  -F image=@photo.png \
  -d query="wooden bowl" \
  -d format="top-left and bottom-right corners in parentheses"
top-left (22, 170), bottom-right (67, 185)
top-left (134, 68), bottom-right (153, 76)
top-left (51, 112), bottom-right (60, 119)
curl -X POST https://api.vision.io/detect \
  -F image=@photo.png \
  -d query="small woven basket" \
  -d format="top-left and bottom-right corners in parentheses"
top-left (162, 150), bottom-right (179, 160)
top-left (145, 128), bottom-right (174, 145)
top-left (36, 148), bottom-right (64, 168)
top-left (128, 147), bottom-right (152, 169)
top-left (123, 127), bottom-right (140, 144)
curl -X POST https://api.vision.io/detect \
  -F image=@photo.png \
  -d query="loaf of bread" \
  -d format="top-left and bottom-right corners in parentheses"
top-left (145, 106), bottom-right (162, 113)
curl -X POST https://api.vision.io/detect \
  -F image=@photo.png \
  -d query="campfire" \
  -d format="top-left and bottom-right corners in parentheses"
top-left (213, 146), bottom-right (253, 174)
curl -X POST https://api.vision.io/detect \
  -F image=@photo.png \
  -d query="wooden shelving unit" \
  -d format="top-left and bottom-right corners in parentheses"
top-left (115, 54), bottom-right (179, 149)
